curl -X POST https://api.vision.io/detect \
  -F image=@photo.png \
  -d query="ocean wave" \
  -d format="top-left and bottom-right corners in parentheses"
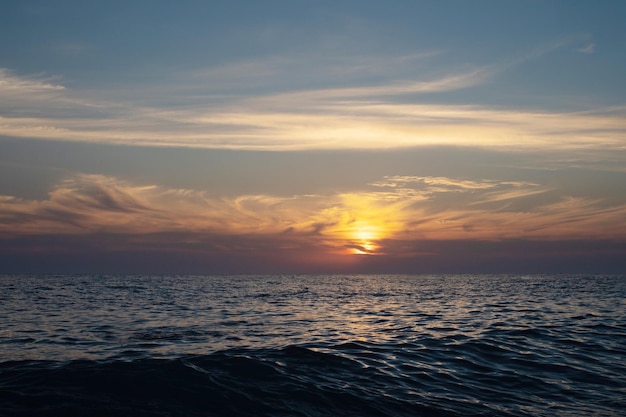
top-left (2, 274), bottom-right (625, 416)
top-left (0, 347), bottom-right (456, 417)
top-left (2, 340), bottom-right (624, 417)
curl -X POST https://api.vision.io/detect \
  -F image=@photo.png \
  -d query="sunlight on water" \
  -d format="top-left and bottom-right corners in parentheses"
top-left (1, 274), bottom-right (625, 416)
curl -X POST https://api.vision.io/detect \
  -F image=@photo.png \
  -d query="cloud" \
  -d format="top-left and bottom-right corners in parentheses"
top-left (2, 70), bottom-right (624, 152)
top-left (190, 51), bottom-right (440, 87)
top-left (253, 67), bottom-right (492, 101)
top-left (370, 176), bottom-right (532, 190)
top-left (577, 42), bottom-right (596, 54)
top-left (1, 172), bottom-right (625, 273)
top-left (50, 41), bottom-right (90, 55)
top-left (1, 173), bottom-right (625, 254)
top-left (0, 68), bottom-right (65, 93)
top-left (0, 174), bottom-right (329, 238)
top-left (0, 38), bottom-right (624, 152)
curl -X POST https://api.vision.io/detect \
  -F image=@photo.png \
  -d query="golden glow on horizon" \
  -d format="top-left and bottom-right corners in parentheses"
top-left (326, 193), bottom-right (405, 256)
top-left (1, 173), bottom-right (626, 263)
top-left (348, 225), bottom-right (381, 255)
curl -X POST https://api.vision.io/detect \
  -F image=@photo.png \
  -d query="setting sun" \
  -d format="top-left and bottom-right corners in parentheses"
top-left (321, 193), bottom-right (407, 256)
top-left (349, 226), bottom-right (381, 255)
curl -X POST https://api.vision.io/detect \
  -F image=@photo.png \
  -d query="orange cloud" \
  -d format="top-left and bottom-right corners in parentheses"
top-left (1, 174), bottom-right (625, 260)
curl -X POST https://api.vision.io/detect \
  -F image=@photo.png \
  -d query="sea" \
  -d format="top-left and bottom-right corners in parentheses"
top-left (1, 274), bottom-right (624, 416)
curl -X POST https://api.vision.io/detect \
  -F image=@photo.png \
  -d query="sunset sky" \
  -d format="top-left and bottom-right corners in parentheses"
top-left (1, 0), bottom-right (625, 273)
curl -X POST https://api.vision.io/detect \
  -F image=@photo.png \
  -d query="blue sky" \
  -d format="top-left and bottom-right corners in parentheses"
top-left (1, 1), bottom-right (625, 273)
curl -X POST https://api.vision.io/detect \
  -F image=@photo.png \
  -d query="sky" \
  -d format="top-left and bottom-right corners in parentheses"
top-left (1, 0), bottom-right (625, 274)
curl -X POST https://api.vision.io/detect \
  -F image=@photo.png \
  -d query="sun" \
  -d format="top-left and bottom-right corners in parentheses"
top-left (317, 192), bottom-right (403, 256)
top-left (348, 225), bottom-right (381, 255)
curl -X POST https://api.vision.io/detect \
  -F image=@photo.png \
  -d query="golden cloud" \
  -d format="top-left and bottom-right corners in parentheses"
top-left (1, 175), bottom-right (625, 260)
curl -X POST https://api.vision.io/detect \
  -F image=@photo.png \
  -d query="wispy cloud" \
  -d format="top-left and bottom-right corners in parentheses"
top-left (577, 42), bottom-right (596, 54)
top-left (370, 176), bottom-right (534, 190)
top-left (1, 174), bottom-right (624, 257)
top-left (2, 88), bottom-right (625, 151)
top-left (1, 39), bottom-right (624, 151)
top-left (0, 68), bottom-right (65, 93)
top-left (251, 67), bottom-right (492, 101)
top-left (190, 51), bottom-right (440, 87)
top-left (50, 41), bottom-right (90, 56)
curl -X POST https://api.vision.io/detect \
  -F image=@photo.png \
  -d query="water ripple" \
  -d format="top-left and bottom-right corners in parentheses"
top-left (1, 274), bottom-right (625, 416)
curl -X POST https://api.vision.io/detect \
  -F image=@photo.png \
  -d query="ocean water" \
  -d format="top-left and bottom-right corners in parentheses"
top-left (1, 274), bottom-right (624, 416)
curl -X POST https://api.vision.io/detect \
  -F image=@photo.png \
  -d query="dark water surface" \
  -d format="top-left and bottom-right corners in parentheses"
top-left (1, 274), bottom-right (625, 416)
